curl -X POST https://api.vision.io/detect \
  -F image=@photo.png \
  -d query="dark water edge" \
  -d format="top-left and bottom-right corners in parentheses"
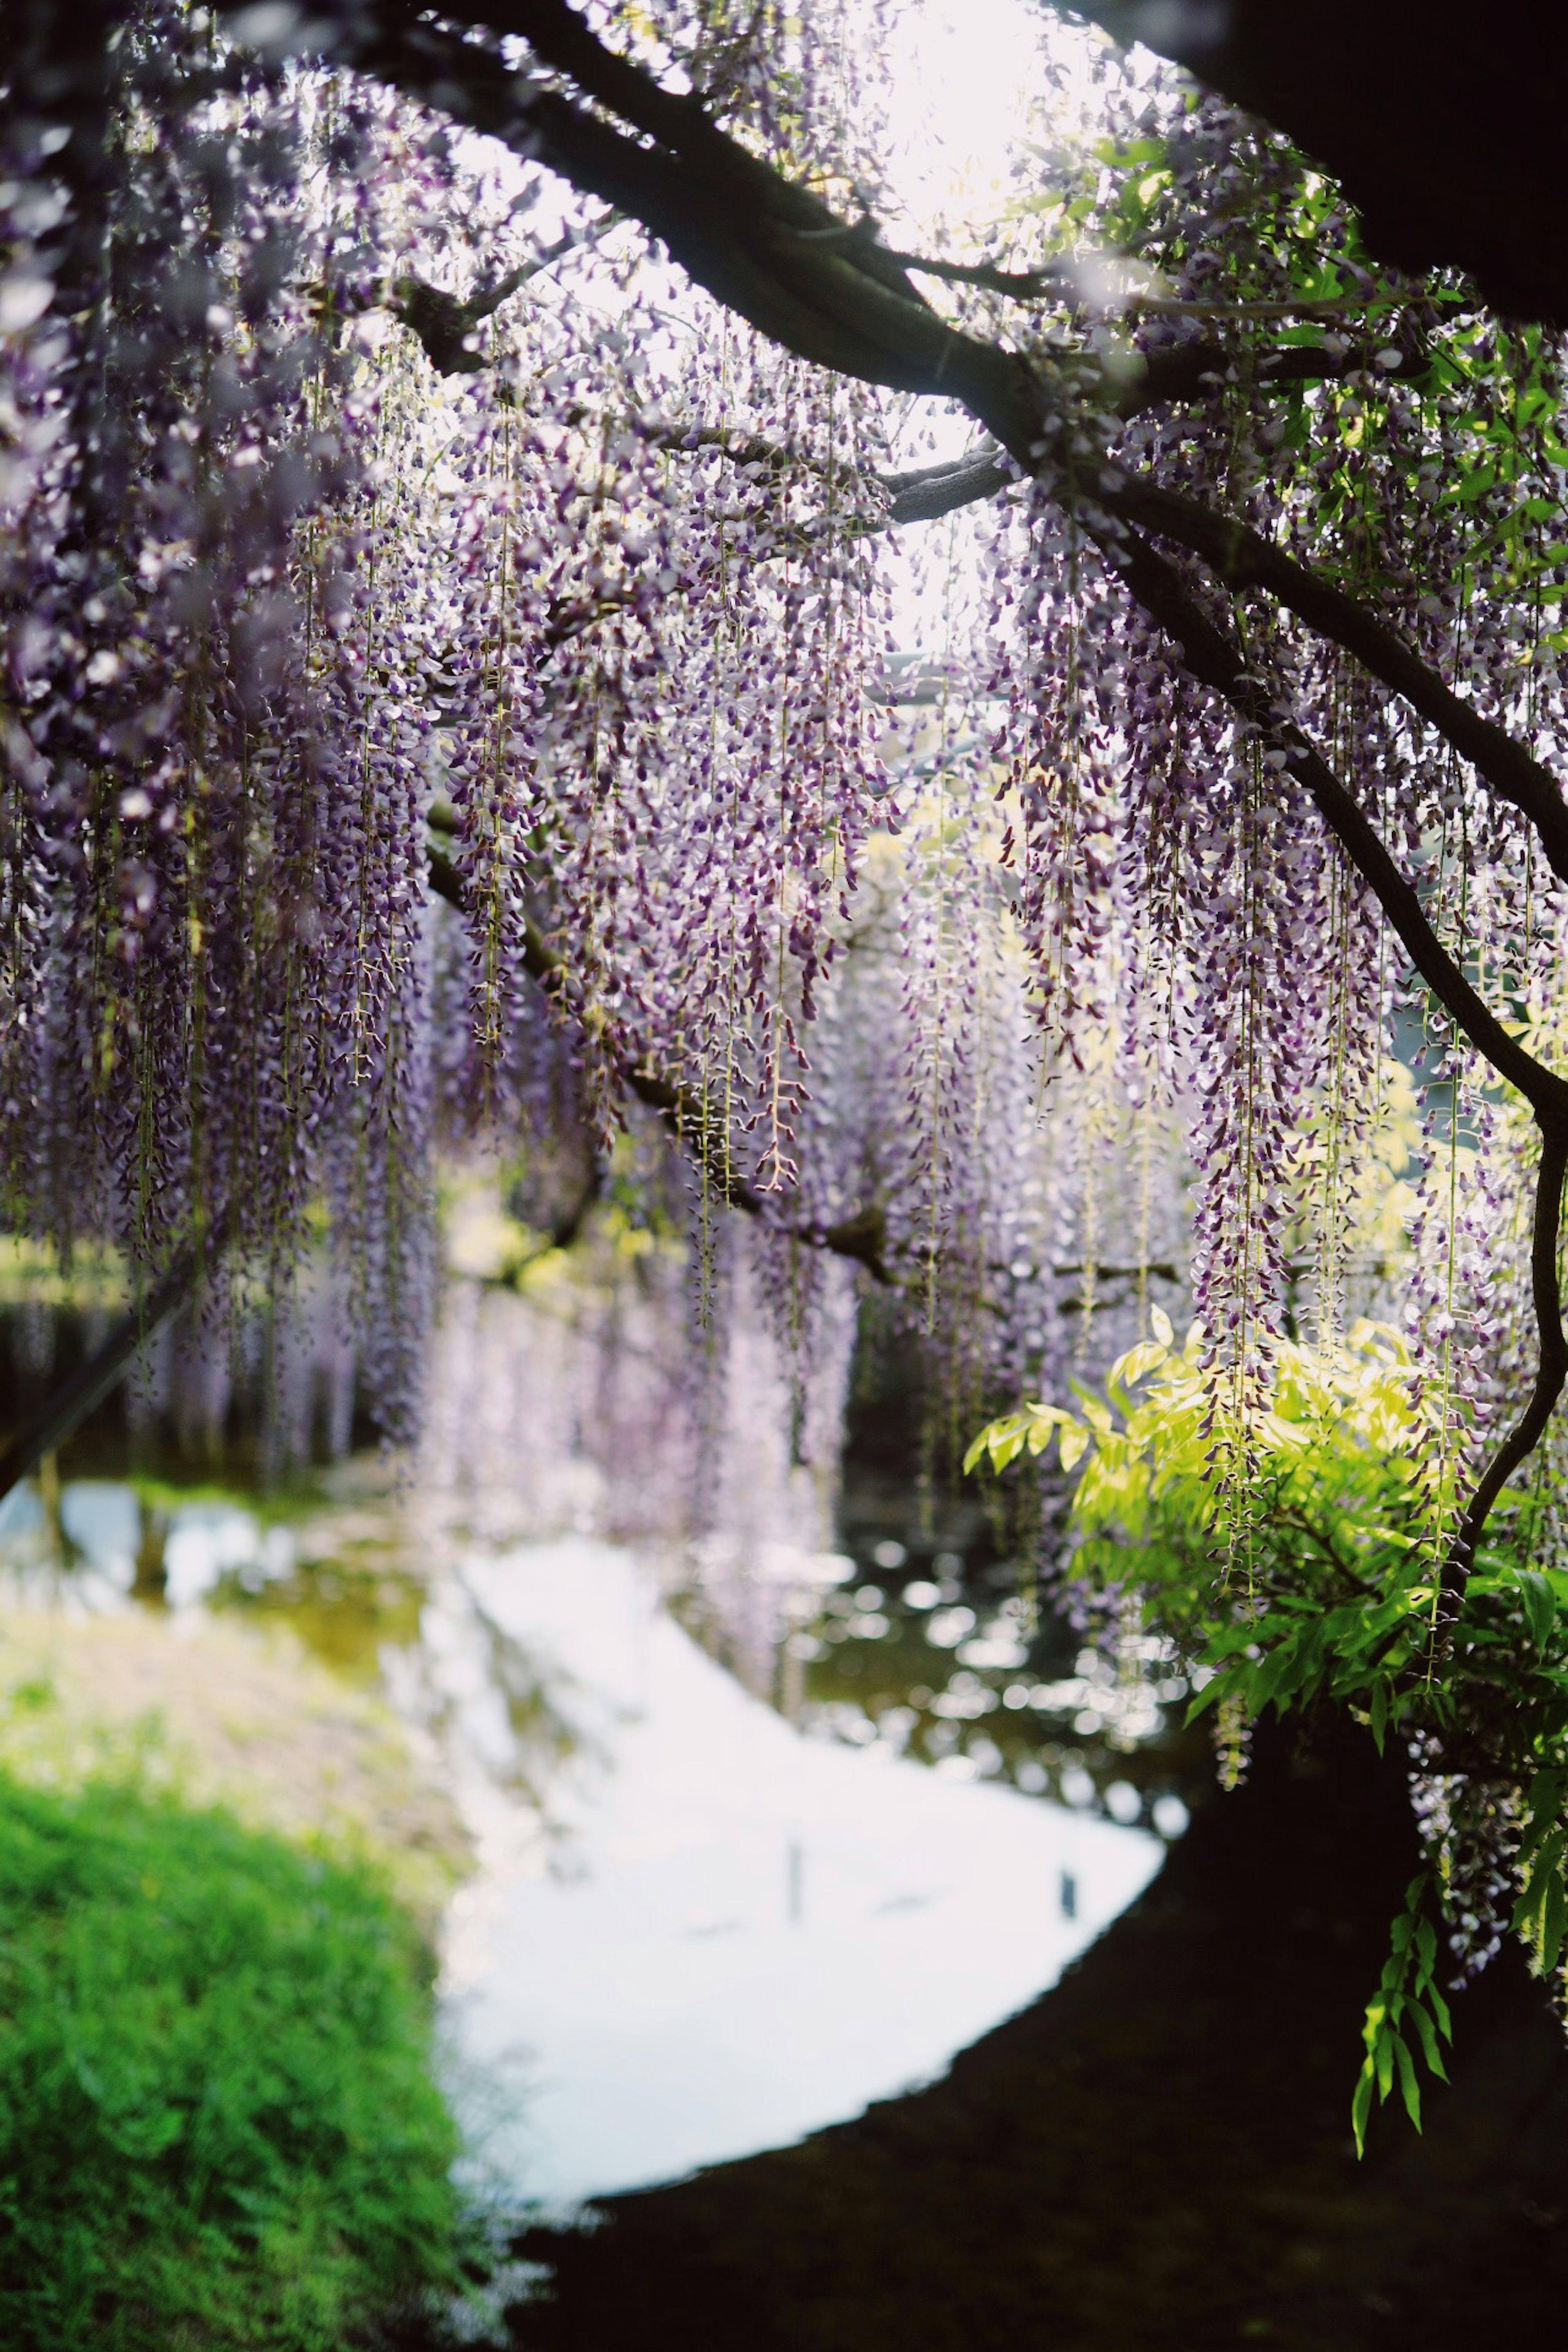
top-left (501, 1718), bottom-right (1568, 2352)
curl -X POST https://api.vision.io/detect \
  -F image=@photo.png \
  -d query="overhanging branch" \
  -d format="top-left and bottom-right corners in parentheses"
top-left (270, 0), bottom-right (1568, 1578)
top-left (426, 838), bottom-right (894, 1279)
top-left (1443, 1128), bottom-right (1568, 1621)
top-left (1101, 474), bottom-right (1568, 883)
top-left (0, 1239), bottom-right (210, 1505)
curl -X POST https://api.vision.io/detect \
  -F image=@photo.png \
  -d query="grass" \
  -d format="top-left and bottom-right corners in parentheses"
top-left (0, 1769), bottom-right (470, 2350)
top-left (0, 1606), bottom-right (472, 1931)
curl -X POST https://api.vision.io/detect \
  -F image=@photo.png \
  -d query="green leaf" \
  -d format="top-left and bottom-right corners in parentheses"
top-left (1516, 1568), bottom-right (1558, 1650)
top-left (1370, 1677), bottom-right (1389, 1754)
top-left (1374, 2025), bottom-right (1394, 2100)
top-left (1406, 1999), bottom-right (1449, 2083)
top-left (1513, 1827), bottom-right (1568, 1974)
top-left (1110, 1338), bottom-right (1168, 1390)
top-left (964, 1411), bottom-right (1039, 1476)
top-left (1391, 2031), bottom-right (1423, 2130)
top-left (1351, 2057), bottom-right (1376, 2158)
top-left (1183, 1670), bottom-right (1228, 1724)
top-left (1072, 1388), bottom-right (1114, 1436)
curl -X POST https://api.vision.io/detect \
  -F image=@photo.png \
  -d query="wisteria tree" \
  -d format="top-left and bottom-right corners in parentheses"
top-left (7, 0), bottom-right (1568, 2134)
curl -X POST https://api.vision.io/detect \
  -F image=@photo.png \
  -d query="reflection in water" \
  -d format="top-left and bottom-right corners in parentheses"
top-left (0, 1469), bottom-right (1169, 2209)
top-left (438, 1540), bottom-right (1160, 2203)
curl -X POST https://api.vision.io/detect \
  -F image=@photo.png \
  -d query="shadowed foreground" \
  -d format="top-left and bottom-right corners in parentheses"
top-left (508, 1722), bottom-right (1568, 2350)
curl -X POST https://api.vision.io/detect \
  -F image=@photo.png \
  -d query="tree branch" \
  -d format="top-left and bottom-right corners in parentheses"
top-left (426, 839), bottom-right (894, 1279)
top-left (1443, 1129), bottom-right (1568, 1620)
top-left (878, 242), bottom-right (1378, 323)
top-left (392, 235), bottom-right (576, 371)
top-left (1099, 474), bottom-right (1568, 884)
top-left (337, 9), bottom-right (1430, 474)
top-left (881, 446), bottom-right (1013, 524)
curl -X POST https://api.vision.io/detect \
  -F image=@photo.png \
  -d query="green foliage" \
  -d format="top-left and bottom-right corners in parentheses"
top-left (967, 1311), bottom-right (1568, 2152)
top-left (1512, 1768), bottom-right (1568, 1978)
top-left (965, 1311), bottom-right (1453, 1736)
top-left (1352, 1875), bottom-right (1452, 2156)
top-left (1012, 102), bottom-right (1568, 649)
top-left (0, 1772), bottom-right (468, 2350)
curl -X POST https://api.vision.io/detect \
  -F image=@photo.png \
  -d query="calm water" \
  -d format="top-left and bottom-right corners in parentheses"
top-left (0, 1469), bottom-right (1187, 2205)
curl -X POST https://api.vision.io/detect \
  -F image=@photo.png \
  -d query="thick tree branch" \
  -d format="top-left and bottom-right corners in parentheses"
top-left (426, 839), bottom-right (893, 1278)
top-left (392, 235), bottom-right (575, 370)
top-left (881, 447), bottom-right (1013, 524)
top-left (330, 10), bottom-right (1056, 425)
top-left (0, 1241), bottom-right (207, 1505)
top-left (353, 9), bottom-right (1432, 497)
top-left (1100, 475), bottom-right (1568, 884)
top-left (878, 243), bottom-right (1385, 326)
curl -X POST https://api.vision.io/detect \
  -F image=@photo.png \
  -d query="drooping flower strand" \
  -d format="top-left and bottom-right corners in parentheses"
top-left (0, 25), bottom-right (478, 1432)
top-left (2, 31), bottom-right (356, 1264)
top-left (412, 283), bottom-right (893, 1194)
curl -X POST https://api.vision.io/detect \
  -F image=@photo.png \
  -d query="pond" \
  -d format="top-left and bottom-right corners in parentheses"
top-left (0, 1447), bottom-right (1198, 2212)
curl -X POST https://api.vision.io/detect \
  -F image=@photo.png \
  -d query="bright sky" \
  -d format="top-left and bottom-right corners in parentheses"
top-left (880, 0), bottom-right (1058, 241)
top-left (873, 0), bottom-right (1113, 657)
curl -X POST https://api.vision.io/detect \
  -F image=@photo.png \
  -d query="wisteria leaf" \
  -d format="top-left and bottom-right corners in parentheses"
top-left (1516, 1568), bottom-right (1558, 1651)
top-left (1407, 1999), bottom-right (1448, 2082)
top-left (1110, 1339), bottom-right (1168, 1390)
top-left (1391, 2031), bottom-right (1422, 2130)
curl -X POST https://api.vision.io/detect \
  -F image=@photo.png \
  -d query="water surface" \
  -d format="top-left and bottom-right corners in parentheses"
top-left (0, 1473), bottom-right (1168, 2205)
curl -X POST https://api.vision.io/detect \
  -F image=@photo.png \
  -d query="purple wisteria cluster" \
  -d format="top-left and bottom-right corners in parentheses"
top-left (4, 0), bottom-right (1568, 1679)
top-left (0, 4), bottom-right (899, 1439)
top-left (0, 20), bottom-right (460, 1436)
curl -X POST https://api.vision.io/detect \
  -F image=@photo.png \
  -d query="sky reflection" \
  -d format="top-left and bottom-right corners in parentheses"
top-left (437, 1540), bottom-right (1161, 2205)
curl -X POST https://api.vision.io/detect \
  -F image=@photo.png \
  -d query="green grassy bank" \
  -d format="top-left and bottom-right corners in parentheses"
top-left (0, 1769), bottom-right (470, 2350)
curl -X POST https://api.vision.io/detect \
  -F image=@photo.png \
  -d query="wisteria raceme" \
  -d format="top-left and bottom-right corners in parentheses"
top-left (0, 27), bottom-right (454, 1432)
